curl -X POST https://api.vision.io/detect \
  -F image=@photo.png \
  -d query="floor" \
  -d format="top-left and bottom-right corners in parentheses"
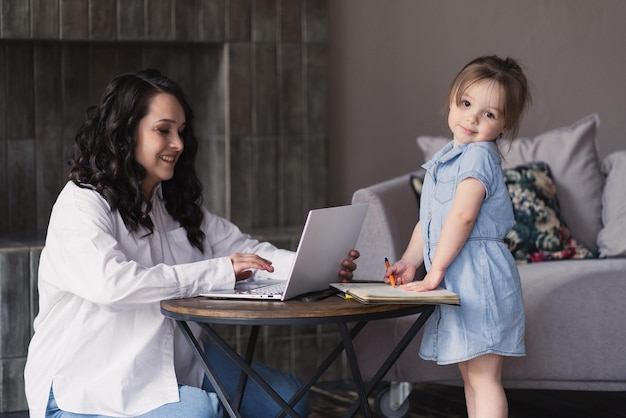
top-left (308, 381), bottom-right (626, 418)
top-left (4, 382), bottom-right (626, 417)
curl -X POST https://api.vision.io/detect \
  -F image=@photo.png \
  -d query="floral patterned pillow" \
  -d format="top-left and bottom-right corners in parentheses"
top-left (503, 162), bottom-right (596, 263)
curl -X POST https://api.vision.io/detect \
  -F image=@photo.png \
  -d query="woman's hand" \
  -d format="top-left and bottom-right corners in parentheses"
top-left (385, 259), bottom-right (418, 286)
top-left (338, 249), bottom-right (360, 282)
top-left (401, 268), bottom-right (445, 292)
top-left (229, 253), bottom-right (274, 281)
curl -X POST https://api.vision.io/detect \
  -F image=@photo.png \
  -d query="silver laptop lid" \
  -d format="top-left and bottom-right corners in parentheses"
top-left (200, 203), bottom-right (368, 300)
top-left (281, 203), bottom-right (368, 300)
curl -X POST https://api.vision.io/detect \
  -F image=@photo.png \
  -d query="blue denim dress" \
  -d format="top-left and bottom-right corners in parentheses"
top-left (418, 141), bottom-right (526, 365)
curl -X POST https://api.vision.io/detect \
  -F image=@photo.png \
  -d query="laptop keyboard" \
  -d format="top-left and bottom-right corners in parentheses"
top-left (250, 282), bottom-right (286, 295)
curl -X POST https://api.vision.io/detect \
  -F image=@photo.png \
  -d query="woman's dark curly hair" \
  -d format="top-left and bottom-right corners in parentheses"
top-left (69, 69), bottom-right (206, 252)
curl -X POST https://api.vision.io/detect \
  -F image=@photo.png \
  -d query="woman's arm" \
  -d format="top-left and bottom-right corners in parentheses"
top-left (43, 184), bottom-right (239, 311)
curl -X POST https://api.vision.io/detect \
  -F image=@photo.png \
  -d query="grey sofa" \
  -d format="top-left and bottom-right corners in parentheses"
top-left (351, 115), bottom-right (626, 399)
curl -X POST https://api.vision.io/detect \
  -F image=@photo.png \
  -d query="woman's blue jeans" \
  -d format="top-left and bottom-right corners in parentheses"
top-left (45, 344), bottom-right (309, 417)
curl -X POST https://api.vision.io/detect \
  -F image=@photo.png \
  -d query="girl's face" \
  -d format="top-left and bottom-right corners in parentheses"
top-left (448, 79), bottom-right (506, 146)
top-left (135, 93), bottom-right (185, 198)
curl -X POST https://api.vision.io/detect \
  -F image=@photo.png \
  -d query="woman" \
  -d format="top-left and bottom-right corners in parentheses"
top-left (25, 69), bottom-right (359, 418)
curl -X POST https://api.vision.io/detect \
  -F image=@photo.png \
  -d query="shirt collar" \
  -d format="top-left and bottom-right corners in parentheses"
top-left (422, 141), bottom-right (501, 170)
top-left (422, 140), bottom-right (464, 169)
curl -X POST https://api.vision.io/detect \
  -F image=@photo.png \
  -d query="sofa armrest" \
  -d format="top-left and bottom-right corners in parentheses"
top-left (351, 170), bottom-right (424, 281)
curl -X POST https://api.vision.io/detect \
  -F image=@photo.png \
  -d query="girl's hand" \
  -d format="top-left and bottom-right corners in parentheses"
top-left (385, 260), bottom-right (418, 286)
top-left (229, 253), bottom-right (274, 281)
top-left (401, 268), bottom-right (445, 292)
top-left (338, 249), bottom-right (360, 282)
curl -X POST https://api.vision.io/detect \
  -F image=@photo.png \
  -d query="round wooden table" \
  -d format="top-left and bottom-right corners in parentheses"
top-left (161, 296), bottom-right (435, 418)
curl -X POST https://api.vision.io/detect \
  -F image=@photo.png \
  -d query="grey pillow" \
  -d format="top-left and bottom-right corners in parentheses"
top-left (597, 150), bottom-right (626, 257)
top-left (416, 136), bottom-right (450, 162)
top-left (416, 114), bottom-right (603, 252)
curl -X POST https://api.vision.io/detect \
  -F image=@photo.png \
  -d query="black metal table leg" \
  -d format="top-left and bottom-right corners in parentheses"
top-left (338, 321), bottom-right (372, 418)
top-left (276, 321), bottom-right (369, 418)
top-left (177, 320), bottom-right (241, 418)
top-left (180, 321), bottom-right (302, 418)
top-left (233, 325), bottom-right (260, 410)
top-left (344, 306), bottom-right (435, 417)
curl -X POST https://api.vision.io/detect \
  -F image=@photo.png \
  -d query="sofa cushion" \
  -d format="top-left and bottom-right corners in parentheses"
top-left (356, 258), bottom-right (626, 390)
top-left (504, 162), bottom-right (595, 263)
top-left (597, 150), bottom-right (626, 257)
top-left (416, 114), bottom-right (603, 252)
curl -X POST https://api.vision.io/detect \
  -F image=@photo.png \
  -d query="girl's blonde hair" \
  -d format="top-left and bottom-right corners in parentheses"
top-left (445, 56), bottom-right (531, 139)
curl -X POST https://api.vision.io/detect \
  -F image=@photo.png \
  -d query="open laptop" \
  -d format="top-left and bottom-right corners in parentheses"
top-left (200, 203), bottom-right (368, 301)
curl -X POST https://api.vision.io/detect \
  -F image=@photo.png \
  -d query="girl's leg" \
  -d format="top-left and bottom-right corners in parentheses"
top-left (457, 354), bottom-right (507, 418)
top-left (202, 343), bottom-right (309, 417)
top-left (46, 385), bottom-right (222, 418)
top-left (457, 361), bottom-right (476, 418)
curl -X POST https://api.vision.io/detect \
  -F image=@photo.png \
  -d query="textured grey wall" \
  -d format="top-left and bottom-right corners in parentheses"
top-left (328, 0), bottom-right (626, 204)
top-left (0, 0), bottom-right (328, 236)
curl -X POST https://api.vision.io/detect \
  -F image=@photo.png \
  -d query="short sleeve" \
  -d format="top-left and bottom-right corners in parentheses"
top-left (456, 143), bottom-right (500, 199)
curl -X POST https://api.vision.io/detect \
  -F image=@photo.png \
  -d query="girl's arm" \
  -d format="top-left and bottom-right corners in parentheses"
top-left (386, 220), bottom-right (425, 285)
top-left (402, 177), bottom-right (485, 291)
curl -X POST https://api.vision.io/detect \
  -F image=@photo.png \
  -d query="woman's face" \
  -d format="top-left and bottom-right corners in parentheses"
top-left (135, 93), bottom-right (185, 198)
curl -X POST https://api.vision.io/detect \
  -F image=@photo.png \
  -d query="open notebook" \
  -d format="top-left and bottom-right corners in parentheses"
top-left (330, 282), bottom-right (460, 305)
top-left (200, 203), bottom-right (368, 301)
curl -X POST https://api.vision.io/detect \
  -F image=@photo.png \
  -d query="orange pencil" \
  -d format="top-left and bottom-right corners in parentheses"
top-left (384, 257), bottom-right (396, 287)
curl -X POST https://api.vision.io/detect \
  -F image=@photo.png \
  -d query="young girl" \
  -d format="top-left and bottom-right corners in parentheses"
top-left (24, 69), bottom-right (359, 418)
top-left (386, 56), bottom-right (531, 418)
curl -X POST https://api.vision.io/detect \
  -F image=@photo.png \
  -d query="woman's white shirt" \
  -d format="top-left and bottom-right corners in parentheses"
top-left (24, 181), bottom-right (295, 418)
